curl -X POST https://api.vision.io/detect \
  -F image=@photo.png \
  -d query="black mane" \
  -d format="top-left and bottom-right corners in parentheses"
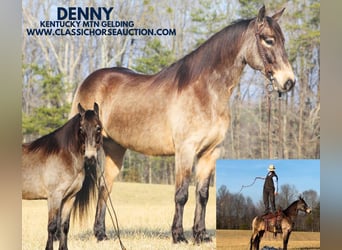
top-left (26, 113), bottom-right (82, 155)
top-left (153, 19), bottom-right (253, 90)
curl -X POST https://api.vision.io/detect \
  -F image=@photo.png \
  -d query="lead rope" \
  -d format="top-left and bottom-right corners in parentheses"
top-left (267, 90), bottom-right (272, 158)
top-left (91, 153), bottom-right (126, 250)
top-left (100, 172), bottom-right (126, 250)
top-left (278, 92), bottom-right (283, 158)
top-left (255, 20), bottom-right (275, 159)
top-left (266, 89), bottom-right (283, 159)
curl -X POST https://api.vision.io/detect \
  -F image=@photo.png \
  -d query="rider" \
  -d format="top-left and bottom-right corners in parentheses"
top-left (263, 164), bottom-right (278, 214)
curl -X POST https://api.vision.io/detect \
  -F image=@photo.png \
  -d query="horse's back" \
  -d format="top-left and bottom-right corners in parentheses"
top-left (71, 67), bottom-right (176, 155)
top-left (72, 67), bottom-right (151, 108)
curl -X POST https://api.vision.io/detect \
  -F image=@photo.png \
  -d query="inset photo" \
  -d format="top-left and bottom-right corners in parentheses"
top-left (216, 159), bottom-right (320, 250)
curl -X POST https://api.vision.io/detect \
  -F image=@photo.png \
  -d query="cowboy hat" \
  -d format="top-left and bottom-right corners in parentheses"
top-left (268, 164), bottom-right (276, 171)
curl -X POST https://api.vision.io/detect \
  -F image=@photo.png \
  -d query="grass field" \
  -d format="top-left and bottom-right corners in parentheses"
top-left (22, 182), bottom-right (216, 249)
top-left (216, 230), bottom-right (320, 250)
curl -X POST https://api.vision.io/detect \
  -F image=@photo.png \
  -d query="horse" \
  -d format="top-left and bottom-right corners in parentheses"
top-left (70, 6), bottom-right (295, 244)
top-left (22, 103), bottom-right (103, 250)
top-left (250, 197), bottom-right (312, 250)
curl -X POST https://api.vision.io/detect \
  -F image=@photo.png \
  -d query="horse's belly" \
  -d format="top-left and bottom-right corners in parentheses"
top-left (109, 124), bottom-right (175, 156)
top-left (22, 173), bottom-right (47, 199)
top-left (102, 97), bottom-right (175, 156)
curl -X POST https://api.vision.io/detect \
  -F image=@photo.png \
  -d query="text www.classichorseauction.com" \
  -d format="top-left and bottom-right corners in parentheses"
top-left (25, 6), bottom-right (176, 36)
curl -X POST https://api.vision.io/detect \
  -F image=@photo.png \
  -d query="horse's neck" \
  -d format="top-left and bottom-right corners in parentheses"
top-left (284, 202), bottom-right (299, 220)
top-left (57, 115), bottom-right (81, 154)
top-left (158, 21), bottom-right (250, 103)
top-left (195, 57), bottom-right (246, 115)
top-left (194, 29), bottom-right (248, 101)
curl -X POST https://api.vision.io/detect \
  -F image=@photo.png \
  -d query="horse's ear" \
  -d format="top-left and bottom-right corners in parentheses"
top-left (271, 8), bottom-right (285, 22)
top-left (93, 102), bottom-right (99, 116)
top-left (257, 5), bottom-right (266, 23)
top-left (78, 103), bottom-right (86, 115)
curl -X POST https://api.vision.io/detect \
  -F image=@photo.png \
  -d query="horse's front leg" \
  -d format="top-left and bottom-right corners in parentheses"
top-left (58, 196), bottom-right (75, 250)
top-left (192, 147), bottom-right (219, 244)
top-left (171, 146), bottom-right (195, 243)
top-left (94, 138), bottom-right (126, 241)
top-left (46, 194), bottom-right (63, 250)
top-left (46, 210), bottom-right (59, 250)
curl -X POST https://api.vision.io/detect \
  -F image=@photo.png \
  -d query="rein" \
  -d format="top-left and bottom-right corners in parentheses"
top-left (90, 154), bottom-right (126, 250)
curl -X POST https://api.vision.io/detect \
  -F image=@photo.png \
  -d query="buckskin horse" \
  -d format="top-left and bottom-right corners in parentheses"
top-left (22, 103), bottom-right (103, 250)
top-left (250, 197), bottom-right (312, 250)
top-left (70, 6), bottom-right (295, 244)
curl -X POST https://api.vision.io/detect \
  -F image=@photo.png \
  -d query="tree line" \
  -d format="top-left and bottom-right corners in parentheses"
top-left (22, 0), bottom-right (320, 184)
top-left (217, 184), bottom-right (320, 231)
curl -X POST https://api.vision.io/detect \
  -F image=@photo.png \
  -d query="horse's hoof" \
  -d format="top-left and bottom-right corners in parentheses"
top-left (173, 238), bottom-right (188, 244)
top-left (172, 227), bottom-right (189, 244)
top-left (202, 234), bottom-right (212, 242)
top-left (172, 233), bottom-right (188, 244)
top-left (173, 237), bottom-right (188, 244)
top-left (194, 231), bottom-right (212, 244)
top-left (95, 232), bottom-right (108, 241)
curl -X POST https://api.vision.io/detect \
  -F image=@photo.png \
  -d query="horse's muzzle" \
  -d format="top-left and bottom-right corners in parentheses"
top-left (284, 78), bottom-right (295, 91)
top-left (84, 156), bottom-right (97, 170)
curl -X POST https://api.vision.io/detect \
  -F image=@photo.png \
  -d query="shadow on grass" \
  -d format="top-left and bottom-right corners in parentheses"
top-left (74, 228), bottom-right (216, 243)
top-left (262, 246), bottom-right (320, 250)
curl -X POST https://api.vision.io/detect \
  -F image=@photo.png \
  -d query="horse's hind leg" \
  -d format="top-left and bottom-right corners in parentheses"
top-left (250, 233), bottom-right (256, 250)
top-left (192, 147), bottom-right (219, 244)
top-left (257, 230), bottom-right (265, 250)
top-left (171, 146), bottom-right (195, 243)
top-left (283, 230), bottom-right (291, 250)
top-left (94, 138), bottom-right (126, 241)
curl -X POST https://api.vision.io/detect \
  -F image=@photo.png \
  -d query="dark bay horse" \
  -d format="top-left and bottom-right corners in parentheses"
top-left (70, 6), bottom-right (295, 244)
top-left (22, 103), bottom-right (103, 250)
top-left (250, 197), bottom-right (312, 250)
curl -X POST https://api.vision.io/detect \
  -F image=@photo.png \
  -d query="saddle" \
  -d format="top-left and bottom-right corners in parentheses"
top-left (262, 209), bottom-right (283, 233)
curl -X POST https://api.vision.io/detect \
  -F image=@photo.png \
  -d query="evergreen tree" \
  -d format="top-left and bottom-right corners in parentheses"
top-left (133, 38), bottom-right (175, 74)
top-left (22, 65), bottom-right (70, 140)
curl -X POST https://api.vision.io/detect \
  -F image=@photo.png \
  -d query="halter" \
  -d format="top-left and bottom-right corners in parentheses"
top-left (254, 19), bottom-right (275, 93)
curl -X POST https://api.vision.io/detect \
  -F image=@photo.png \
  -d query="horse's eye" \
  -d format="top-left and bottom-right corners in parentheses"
top-left (264, 38), bottom-right (275, 46)
top-left (96, 125), bottom-right (102, 133)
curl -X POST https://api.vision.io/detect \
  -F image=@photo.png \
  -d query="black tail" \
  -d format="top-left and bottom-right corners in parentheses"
top-left (73, 158), bottom-right (98, 223)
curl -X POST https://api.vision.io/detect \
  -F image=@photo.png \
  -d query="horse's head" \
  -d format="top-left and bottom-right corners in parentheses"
top-left (297, 196), bottom-right (312, 214)
top-left (78, 102), bottom-right (103, 167)
top-left (244, 5), bottom-right (295, 93)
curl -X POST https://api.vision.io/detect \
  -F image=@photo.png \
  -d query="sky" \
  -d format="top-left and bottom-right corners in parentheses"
top-left (216, 159), bottom-right (320, 203)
